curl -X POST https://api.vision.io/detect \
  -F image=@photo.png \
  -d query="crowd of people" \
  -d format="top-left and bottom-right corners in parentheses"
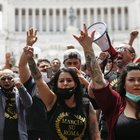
top-left (0, 23), bottom-right (140, 140)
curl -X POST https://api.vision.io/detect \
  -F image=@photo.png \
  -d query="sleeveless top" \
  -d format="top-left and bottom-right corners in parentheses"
top-left (47, 99), bottom-right (90, 140)
top-left (115, 112), bottom-right (140, 140)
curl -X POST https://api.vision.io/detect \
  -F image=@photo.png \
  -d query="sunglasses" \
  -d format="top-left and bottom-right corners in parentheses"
top-left (115, 47), bottom-right (133, 53)
top-left (0, 76), bottom-right (13, 81)
top-left (39, 65), bottom-right (50, 69)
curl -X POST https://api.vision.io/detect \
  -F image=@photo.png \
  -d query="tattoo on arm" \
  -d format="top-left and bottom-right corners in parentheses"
top-left (84, 48), bottom-right (105, 87)
top-left (84, 51), bottom-right (92, 67)
top-left (28, 58), bottom-right (42, 80)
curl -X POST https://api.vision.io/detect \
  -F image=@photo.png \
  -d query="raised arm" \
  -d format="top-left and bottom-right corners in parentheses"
top-left (70, 66), bottom-right (89, 88)
top-left (2, 52), bottom-right (12, 70)
top-left (73, 24), bottom-right (106, 89)
top-left (19, 28), bottom-right (37, 83)
top-left (24, 46), bottom-right (57, 111)
top-left (128, 30), bottom-right (139, 47)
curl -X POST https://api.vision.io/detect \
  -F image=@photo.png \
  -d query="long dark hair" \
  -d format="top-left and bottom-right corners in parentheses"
top-left (51, 67), bottom-right (83, 109)
top-left (117, 62), bottom-right (140, 97)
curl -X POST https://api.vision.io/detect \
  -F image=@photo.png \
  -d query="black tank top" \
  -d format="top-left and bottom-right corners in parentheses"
top-left (115, 112), bottom-right (140, 140)
top-left (47, 100), bottom-right (90, 140)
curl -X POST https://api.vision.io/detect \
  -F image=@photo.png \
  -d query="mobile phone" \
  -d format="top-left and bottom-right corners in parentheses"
top-left (47, 67), bottom-right (53, 78)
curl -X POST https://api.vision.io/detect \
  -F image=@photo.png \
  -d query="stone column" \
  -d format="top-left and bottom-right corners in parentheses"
top-left (60, 8), bottom-right (63, 32)
top-left (0, 6), bottom-right (2, 31)
top-left (32, 8), bottom-right (35, 28)
top-left (25, 8), bottom-right (29, 30)
top-left (94, 7), bottom-right (97, 23)
top-left (87, 8), bottom-right (91, 25)
top-left (53, 8), bottom-right (56, 32)
top-left (39, 8), bottom-right (43, 32)
top-left (121, 6), bottom-right (125, 31)
top-left (18, 8), bottom-right (22, 32)
top-left (80, 8), bottom-right (84, 28)
top-left (46, 8), bottom-right (49, 32)
top-left (108, 7), bottom-right (111, 31)
top-left (113, 7), bottom-right (117, 31)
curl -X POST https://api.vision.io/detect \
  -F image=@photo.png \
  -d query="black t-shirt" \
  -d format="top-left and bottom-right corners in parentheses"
top-left (4, 119), bottom-right (19, 140)
top-left (4, 93), bottom-right (19, 140)
top-left (24, 77), bottom-right (48, 131)
top-left (115, 112), bottom-right (140, 140)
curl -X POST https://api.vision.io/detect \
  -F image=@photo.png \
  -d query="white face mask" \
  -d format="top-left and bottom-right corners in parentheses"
top-left (125, 92), bottom-right (140, 103)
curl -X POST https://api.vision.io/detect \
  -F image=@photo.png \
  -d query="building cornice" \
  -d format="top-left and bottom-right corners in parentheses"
top-left (7, 0), bottom-right (134, 5)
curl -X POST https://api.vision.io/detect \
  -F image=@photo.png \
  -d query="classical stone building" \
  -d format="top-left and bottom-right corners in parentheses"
top-left (0, 0), bottom-right (140, 66)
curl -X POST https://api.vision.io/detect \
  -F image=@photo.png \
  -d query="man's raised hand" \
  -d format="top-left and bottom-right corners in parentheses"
top-left (26, 28), bottom-right (38, 46)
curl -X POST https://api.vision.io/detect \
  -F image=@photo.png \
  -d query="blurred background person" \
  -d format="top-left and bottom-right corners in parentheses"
top-left (51, 58), bottom-right (61, 77)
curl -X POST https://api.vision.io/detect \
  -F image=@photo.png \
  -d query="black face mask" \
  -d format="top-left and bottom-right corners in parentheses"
top-left (1, 86), bottom-right (15, 97)
top-left (56, 87), bottom-right (76, 100)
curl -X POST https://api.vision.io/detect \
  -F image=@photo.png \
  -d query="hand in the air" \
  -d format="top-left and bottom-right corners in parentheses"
top-left (73, 24), bottom-right (95, 51)
top-left (26, 28), bottom-right (38, 46)
top-left (130, 30), bottom-right (139, 39)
